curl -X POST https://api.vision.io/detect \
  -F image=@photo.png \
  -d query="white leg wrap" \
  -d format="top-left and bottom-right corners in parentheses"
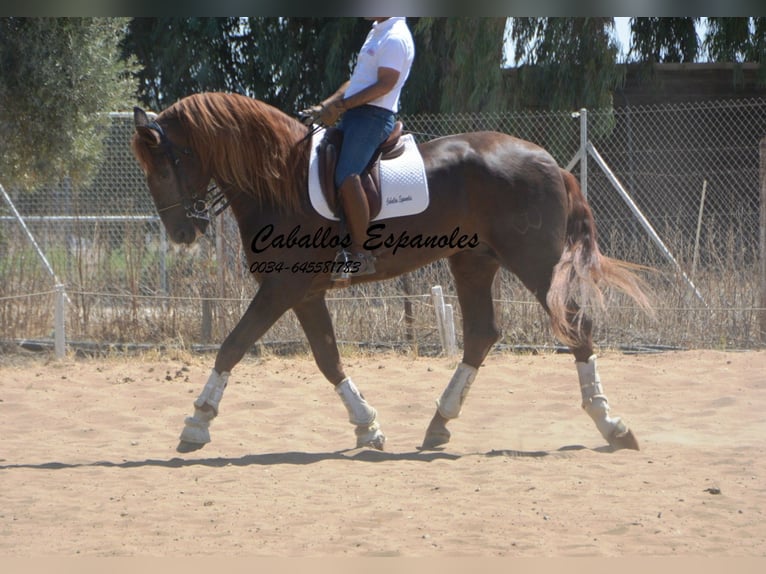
top-left (436, 362), bottom-right (478, 420)
top-left (193, 369), bottom-right (230, 415)
top-left (576, 355), bottom-right (624, 440)
top-left (335, 377), bottom-right (377, 426)
top-left (179, 369), bottom-right (229, 446)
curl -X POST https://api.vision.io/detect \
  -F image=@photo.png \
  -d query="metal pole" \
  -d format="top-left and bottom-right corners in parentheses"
top-left (1, 183), bottom-right (60, 283)
top-left (1, 182), bottom-right (71, 305)
top-left (580, 108), bottom-right (588, 199)
top-left (587, 142), bottom-right (707, 306)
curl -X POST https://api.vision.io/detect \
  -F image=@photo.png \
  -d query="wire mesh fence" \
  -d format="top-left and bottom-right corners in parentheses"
top-left (1, 99), bottom-right (764, 354)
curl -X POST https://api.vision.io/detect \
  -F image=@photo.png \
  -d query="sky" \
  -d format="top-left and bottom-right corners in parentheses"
top-left (614, 16), bottom-right (631, 58)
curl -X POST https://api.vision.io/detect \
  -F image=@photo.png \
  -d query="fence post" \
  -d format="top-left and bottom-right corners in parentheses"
top-left (431, 285), bottom-right (457, 356)
top-left (54, 283), bottom-right (66, 359)
top-left (443, 303), bottom-right (457, 357)
top-left (580, 108), bottom-right (588, 198)
top-left (159, 224), bottom-right (168, 296)
top-left (760, 137), bottom-right (766, 341)
top-left (431, 285), bottom-right (446, 352)
top-left (200, 240), bottom-right (213, 343)
top-left (691, 179), bottom-right (708, 281)
top-left (400, 274), bottom-right (415, 346)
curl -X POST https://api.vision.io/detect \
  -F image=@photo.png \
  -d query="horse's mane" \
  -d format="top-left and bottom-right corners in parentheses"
top-left (156, 92), bottom-right (309, 213)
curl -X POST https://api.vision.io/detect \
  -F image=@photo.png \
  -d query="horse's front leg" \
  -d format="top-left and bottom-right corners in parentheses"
top-left (177, 281), bottom-right (300, 453)
top-left (421, 253), bottom-right (500, 450)
top-left (293, 292), bottom-right (385, 450)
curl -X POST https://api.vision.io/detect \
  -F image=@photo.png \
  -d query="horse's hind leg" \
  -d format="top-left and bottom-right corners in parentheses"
top-left (293, 292), bottom-right (385, 450)
top-left (564, 311), bottom-right (639, 450)
top-left (421, 252), bottom-right (500, 450)
top-left (499, 244), bottom-right (639, 450)
top-left (530, 278), bottom-right (639, 450)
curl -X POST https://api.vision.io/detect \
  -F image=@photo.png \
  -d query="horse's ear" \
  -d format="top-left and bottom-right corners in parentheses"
top-left (134, 106), bottom-right (150, 128)
top-left (134, 106), bottom-right (161, 147)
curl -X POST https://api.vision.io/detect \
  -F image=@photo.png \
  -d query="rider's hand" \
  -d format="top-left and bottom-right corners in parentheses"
top-left (298, 104), bottom-right (323, 126)
top-left (318, 101), bottom-right (344, 126)
top-left (299, 101), bottom-right (344, 127)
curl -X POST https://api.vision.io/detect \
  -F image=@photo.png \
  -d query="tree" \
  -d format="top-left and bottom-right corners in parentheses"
top-left (123, 17), bottom-right (509, 116)
top-left (403, 18), bottom-right (509, 113)
top-left (0, 18), bottom-right (137, 189)
top-left (626, 17), bottom-right (766, 88)
top-left (123, 17), bottom-right (368, 113)
top-left (121, 17), bottom-right (245, 112)
top-left (628, 17), bottom-right (701, 63)
top-left (240, 18), bottom-right (368, 113)
top-left (508, 18), bottom-right (622, 111)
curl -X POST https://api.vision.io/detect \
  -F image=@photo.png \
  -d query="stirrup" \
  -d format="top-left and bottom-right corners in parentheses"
top-left (331, 249), bottom-right (376, 282)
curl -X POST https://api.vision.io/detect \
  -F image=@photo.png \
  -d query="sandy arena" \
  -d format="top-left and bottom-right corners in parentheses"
top-left (0, 349), bottom-right (764, 557)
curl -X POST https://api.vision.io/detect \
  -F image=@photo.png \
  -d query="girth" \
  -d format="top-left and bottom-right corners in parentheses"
top-left (317, 121), bottom-right (405, 220)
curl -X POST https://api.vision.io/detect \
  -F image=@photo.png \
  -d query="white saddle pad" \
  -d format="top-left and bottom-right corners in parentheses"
top-left (308, 127), bottom-right (429, 221)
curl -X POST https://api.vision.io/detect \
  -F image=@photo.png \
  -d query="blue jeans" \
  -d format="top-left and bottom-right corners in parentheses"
top-left (335, 105), bottom-right (395, 188)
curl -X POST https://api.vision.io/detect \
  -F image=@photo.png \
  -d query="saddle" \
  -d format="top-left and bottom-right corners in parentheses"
top-left (317, 121), bottom-right (405, 220)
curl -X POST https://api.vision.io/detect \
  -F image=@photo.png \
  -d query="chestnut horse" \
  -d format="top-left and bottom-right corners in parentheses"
top-left (131, 92), bottom-right (649, 453)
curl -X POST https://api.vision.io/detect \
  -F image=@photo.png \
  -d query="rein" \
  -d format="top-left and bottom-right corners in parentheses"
top-left (148, 119), bottom-right (234, 222)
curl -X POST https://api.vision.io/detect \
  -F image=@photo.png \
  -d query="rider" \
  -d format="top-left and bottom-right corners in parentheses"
top-left (302, 17), bottom-right (415, 281)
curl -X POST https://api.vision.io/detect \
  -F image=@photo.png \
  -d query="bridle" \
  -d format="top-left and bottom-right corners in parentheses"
top-left (145, 119), bottom-right (233, 222)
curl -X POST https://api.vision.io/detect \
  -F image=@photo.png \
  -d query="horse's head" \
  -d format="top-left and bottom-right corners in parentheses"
top-left (132, 106), bottom-right (211, 244)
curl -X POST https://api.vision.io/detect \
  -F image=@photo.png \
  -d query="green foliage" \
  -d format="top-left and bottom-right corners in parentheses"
top-left (705, 18), bottom-right (753, 62)
top-left (403, 18), bottom-right (509, 113)
top-left (508, 18), bottom-right (622, 111)
top-left (124, 17), bottom-right (509, 115)
top-left (122, 17), bottom-right (246, 111)
top-left (0, 18), bottom-right (138, 189)
top-left (123, 17), bottom-right (368, 113)
top-left (241, 18), bottom-right (368, 112)
top-left (629, 17), bottom-right (701, 63)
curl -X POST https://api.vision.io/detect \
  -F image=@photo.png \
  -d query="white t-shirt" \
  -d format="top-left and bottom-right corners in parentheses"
top-left (344, 17), bottom-right (415, 113)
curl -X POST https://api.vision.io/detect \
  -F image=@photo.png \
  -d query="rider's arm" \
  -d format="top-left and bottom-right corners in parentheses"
top-left (336, 67), bottom-right (400, 111)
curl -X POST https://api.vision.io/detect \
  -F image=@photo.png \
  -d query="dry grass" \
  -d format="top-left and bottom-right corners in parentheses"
top-left (1, 215), bottom-right (762, 355)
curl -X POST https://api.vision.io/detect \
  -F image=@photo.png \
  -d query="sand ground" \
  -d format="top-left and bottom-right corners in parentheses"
top-left (0, 349), bottom-right (764, 557)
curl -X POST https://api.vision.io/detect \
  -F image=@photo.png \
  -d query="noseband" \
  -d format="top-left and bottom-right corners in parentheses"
top-left (147, 120), bottom-right (231, 221)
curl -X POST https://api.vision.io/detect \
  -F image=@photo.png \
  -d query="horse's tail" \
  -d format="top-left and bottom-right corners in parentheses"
top-left (547, 169), bottom-right (653, 345)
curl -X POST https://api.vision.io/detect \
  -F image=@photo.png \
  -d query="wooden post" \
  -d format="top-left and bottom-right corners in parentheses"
top-left (431, 285), bottom-right (447, 353)
top-left (54, 283), bottom-right (66, 359)
top-left (691, 179), bottom-right (707, 281)
top-left (399, 274), bottom-right (415, 347)
top-left (759, 137), bottom-right (766, 341)
top-left (200, 241), bottom-right (213, 343)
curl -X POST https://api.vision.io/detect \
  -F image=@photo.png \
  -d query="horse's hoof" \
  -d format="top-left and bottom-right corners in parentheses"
top-left (608, 428), bottom-right (640, 451)
top-left (356, 432), bottom-right (386, 450)
top-left (420, 428), bottom-right (451, 450)
top-left (355, 422), bottom-right (386, 450)
top-left (359, 433), bottom-right (386, 450)
top-left (176, 440), bottom-right (206, 453)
